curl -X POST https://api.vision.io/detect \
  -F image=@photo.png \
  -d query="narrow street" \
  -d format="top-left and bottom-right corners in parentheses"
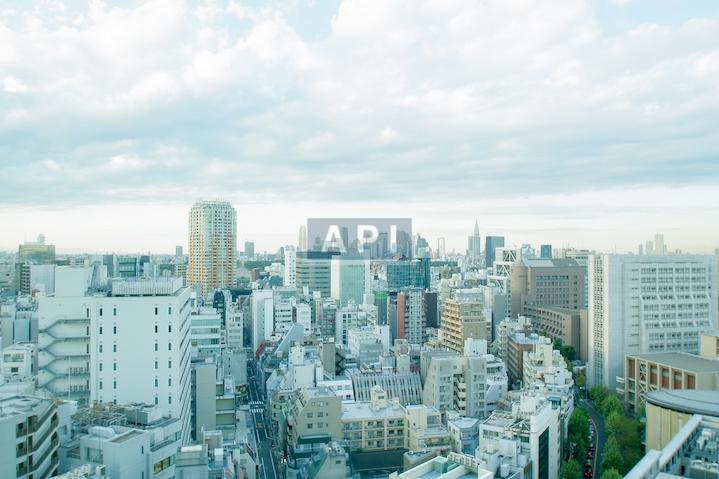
top-left (579, 396), bottom-right (607, 479)
top-left (247, 359), bottom-right (279, 479)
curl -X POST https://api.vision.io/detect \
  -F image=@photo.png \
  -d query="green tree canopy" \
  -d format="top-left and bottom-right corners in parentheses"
top-left (602, 434), bottom-right (624, 473)
top-left (600, 394), bottom-right (623, 417)
top-left (589, 385), bottom-right (609, 404)
top-left (559, 459), bottom-right (583, 479)
top-left (600, 469), bottom-right (622, 479)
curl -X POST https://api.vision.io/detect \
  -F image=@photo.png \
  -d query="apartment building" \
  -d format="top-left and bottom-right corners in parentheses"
top-left (510, 258), bottom-right (585, 316)
top-left (421, 340), bottom-right (507, 419)
top-left (439, 289), bottom-right (490, 354)
top-left (0, 395), bottom-right (59, 479)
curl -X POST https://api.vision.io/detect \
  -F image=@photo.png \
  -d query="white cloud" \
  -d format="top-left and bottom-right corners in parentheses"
top-left (0, 0), bottom-right (718, 252)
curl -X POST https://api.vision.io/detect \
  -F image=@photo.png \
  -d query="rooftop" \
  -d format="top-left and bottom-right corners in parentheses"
top-left (646, 390), bottom-right (719, 417)
top-left (342, 400), bottom-right (405, 421)
top-left (629, 352), bottom-right (719, 373)
top-left (0, 395), bottom-right (53, 419)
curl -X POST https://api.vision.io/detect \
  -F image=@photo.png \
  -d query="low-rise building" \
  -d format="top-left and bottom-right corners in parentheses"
top-left (2, 342), bottom-right (37, 382)
top-left (620, 351), bottom-right (719, 414)
top-left (523, 305), bottom-right (587, 361)
top-left (62, 402), bottom-right (181, 479)
top-left (625, 412), bottom-right (719, 479)
top-left (447, 413), bottom-right (480, 454)
top-left (699, 331), bottom-right (719, 359)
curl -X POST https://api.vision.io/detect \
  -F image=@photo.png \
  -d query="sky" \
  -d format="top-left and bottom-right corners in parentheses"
top-left (1, 0), bottom-right (718, 255)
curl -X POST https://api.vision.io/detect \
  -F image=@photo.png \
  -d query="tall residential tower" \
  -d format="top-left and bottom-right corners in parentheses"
top-left (187, 200), bottom-right (237, 296)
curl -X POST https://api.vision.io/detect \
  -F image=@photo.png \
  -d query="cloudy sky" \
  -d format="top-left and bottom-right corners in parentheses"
top-left (1, 0), bottom-right (718, 254)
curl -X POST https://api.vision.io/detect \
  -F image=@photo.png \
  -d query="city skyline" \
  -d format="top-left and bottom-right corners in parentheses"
top-left (1, 197), bottom-right (717, 255)
top-left (1, 0), bottom-right (719, 254)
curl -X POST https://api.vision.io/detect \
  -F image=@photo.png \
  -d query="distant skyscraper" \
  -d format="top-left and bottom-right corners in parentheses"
top-left (437, 238), bottom-right (446, 259)
top-left (175, 245), bottom-right (183, 257)
top-left (645, 240), bottom-right (654, 255)
top-left (484, 236), bottom-right (505, 269)
top-left (298, 225), bottom-right (308, 251)
top-left (244, 241), bottom-right (255, 258)
top-left (654, 233), bottom-right (666, 254)
top-left (284, 245), bottom-right (297, 288)
top-left (467, 219), bottom-right (481, 259)
top-left (539, 244), bottom-right (552, 259)
top-left (638, 244), bottom-right (644, 255)
top-left (187, 200), bottom-right (237, 296)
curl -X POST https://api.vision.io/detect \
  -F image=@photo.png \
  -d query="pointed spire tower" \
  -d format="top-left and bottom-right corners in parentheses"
top-left (468, 218), bottom-right (481, 259)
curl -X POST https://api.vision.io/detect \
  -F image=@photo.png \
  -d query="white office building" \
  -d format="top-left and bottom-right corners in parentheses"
top-left (250, 290), bottom-right (274, 353)
top-left (38, 276), bottom-right (193, 443)
top-left (588, 254), bottom-right (718, 389)
top-left (284, 245), bottom-right (297, 289)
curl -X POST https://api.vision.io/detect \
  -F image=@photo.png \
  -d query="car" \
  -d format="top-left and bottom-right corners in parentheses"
top-left (587, 451), bottom-right (593, 459)
top-left (583, 471), bottom-right (593, 478)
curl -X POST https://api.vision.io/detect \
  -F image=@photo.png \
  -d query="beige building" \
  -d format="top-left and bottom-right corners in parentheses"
top-left (621, 352), bottom-right (719, 413)
top-left (510, 258), bottom-right (585, 316)
top-left (341, 386), bottom-right (450, 454)
top-left (283, 387), bottom-right (343, 460)
top-left (524, 305), bottom-right (588, 361)
top-left (438, 291), bottom-right (489, 354)
top-left (699, 331), bottom-right (719, 359)
top-left (644, 389), bottom-right (719, 451)
top-left (187, 200), bottom-right (237, 296)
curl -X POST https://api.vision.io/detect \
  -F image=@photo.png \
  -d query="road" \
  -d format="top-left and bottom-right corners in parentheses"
top-left (579, 395), bottom-right (607, 479)
top-left (247, 359), bottom-right (279, 479)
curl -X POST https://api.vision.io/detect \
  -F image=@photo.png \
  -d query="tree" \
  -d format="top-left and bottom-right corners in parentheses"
top-left (589, 385), bottom-right (609, 405)
top-left (561, 345), bottom-right (577, 362)
top-left (600, 394), bottom-right (623, 417)
top-left (600, 469), bottom-right (622, 479)
top-left (602, 434), bottom-right (624, 473)
top-left (568, 407), bottom-right (590, 461)
top-left (605, 410), bottom-right (622, 436)
top-left (559, 459), bottom-right (583, 479)
top-left (576, 372), bottom-right (586, 388)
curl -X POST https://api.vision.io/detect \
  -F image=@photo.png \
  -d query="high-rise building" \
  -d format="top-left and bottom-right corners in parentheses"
top-left (187, 200), bottom-right (237, 296)
top-left (283, 245), bottom-right (297, 288)
top-left (467, 219), bottom-right (481, 259)
top-left (298, 225), bottom-right (308, 252)
top-left (587, 254), bottom-right (718, 390)
top-left (539, 244), bottom-right (552, 259)
top-left (175, 245), bottom-right (183, 257)
top-left (396, 287), bottom-right (426, 348)
top-left (386, 258), bottom-right (430, 292)
top-left (655, 233), bottom-right (666, 255)
top-left (437, 238), bottom-right (446, 260)
top-left (243, 241), bottom-right (255, 258)
top-left (484, 236), bottom-right (505, 270)
top-left (296, 251), bottom-right (338, 298)
top-left (330, 257), bottom-right (370, 306)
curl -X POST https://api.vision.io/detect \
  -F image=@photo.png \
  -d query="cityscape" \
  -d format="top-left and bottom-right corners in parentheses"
top-left (2, 2), bottom-right (719, 479)
top-left (1, 208), bottom-right (717, 479)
